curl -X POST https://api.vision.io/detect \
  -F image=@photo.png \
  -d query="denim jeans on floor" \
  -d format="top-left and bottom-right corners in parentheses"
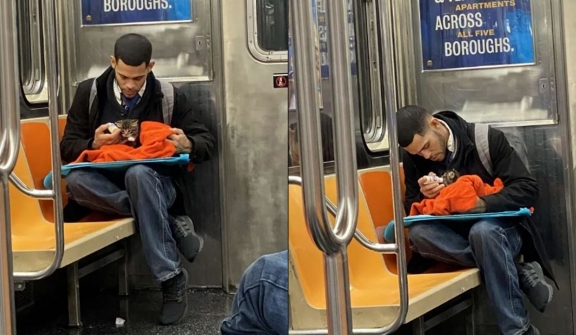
top-left (221, 250), bottom-right (288, 335)
top-left (409, 219), bottom-right (529, 335)
top-left (65, 165), bottom-right (182, 282)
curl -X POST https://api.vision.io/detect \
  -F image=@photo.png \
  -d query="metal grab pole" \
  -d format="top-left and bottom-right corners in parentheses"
top-left (13, 0), bottom-right (65, 281)
top-left (289, 177), bottom-right (407, 335)
top-left (288, 0), bottom-right (409, 333)
top-left (0, 0), bottom-right (22, 174)
top-left (290, 0), bottom-right (338, 256)
top-left (290, 0), bottom-right (361, 332)
top-left (326, 0), bottom-right (359, 242)
top-left (378, 0), bottom-right (409, 330)
top-left (0, 1), bottom-right (22, 334)
top-left (0, 176), bottom-right (16, 335)
top-left (323, 0), bottom-right (359, 332)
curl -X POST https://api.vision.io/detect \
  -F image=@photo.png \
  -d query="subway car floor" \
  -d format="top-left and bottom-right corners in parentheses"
top-left (15, 277), bottom-right (233, 335)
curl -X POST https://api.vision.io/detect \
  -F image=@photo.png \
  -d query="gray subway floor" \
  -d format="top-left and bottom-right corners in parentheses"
top-left (17, 286), bottom-right (233, 335)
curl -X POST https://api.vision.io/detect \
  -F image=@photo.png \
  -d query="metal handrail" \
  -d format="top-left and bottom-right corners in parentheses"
top-left (376, 0), bottom-right (409, 330)
top-left (290, 0), bottom-right (338, 256)
top-left (325, 0), bottom-right (359, 244)
top-left (0, 2), bottom-right (22, 334)
top-left (9, 173), bottom-right (53, 199)
top-left (288, 0), bottom-right (409, 333)
top-left (0, 0), bottom-right (22, 173)
top-left (13, 0), bottom-right (64, 281)
top-left (289, 176), bottom-right (400, 254)
top-left (291, 0), bottom-right (359, 332)
top-left (326, 198), bottom-right (398, 254)
top-left (288, 175), bottom-right (408, 335)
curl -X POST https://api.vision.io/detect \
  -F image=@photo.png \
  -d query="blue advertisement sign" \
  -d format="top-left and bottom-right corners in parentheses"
top-left (317, 0), bottom-right (357, 78)
top-left (419, 0), bottom-right (534, 71)
top-left (288, 0), bottom-right (323, 109)
top-left (81, 0), bottom-right (192, 26)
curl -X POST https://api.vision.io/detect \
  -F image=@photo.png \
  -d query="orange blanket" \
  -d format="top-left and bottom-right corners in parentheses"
top-left (75, 121), bottom-right (176, 163)
top-left (409, 175), bottom-right (504, 216)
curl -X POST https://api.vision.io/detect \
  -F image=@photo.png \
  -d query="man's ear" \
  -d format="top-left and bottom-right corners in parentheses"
top-left (429, 117), bottom-right (441, 129)
top-left (110, 56), bottom-right (116, 69)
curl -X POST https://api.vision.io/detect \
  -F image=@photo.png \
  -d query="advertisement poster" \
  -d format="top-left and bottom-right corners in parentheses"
top-left (81, 0), bottom-right (192, 26)
top-left (288, 0), bottom-right (323, 110)
top-left (316, 0), bottom-right (357, 78)
top-left (419, 0), bottom-right (535, 71)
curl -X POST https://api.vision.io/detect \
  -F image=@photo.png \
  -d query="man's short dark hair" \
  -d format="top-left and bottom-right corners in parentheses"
top-left (397, 105), bottom-right (432, 147)
top-left (114, 33), bottom-right (152, 67)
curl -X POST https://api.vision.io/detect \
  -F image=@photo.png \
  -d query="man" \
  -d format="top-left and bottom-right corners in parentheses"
top-left (397, 105), bottom-right (555, 335)
top-left (220, 251), bottom-right (288, 335)
top-left (60, 33), bottom-right (215, 325)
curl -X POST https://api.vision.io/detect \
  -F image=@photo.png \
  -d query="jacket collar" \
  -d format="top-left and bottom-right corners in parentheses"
top-left (433, 111), bottom-right (475, 152)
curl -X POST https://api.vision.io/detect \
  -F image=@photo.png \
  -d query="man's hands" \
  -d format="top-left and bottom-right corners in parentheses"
top-left (166, 128), bottom-right (193, 154)
top-left (463, 197), bottom-right (487, 214)
top-left (418, 172), bottom-right (445, 199)
top-left (418, 171), bottom-right (488, 213)
top-left (92, 124), bottom-right (193, 154)
top-left (92, 124), bottom-right (124, 149)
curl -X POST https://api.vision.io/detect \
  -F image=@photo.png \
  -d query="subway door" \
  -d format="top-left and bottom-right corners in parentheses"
top-left (220, 0), bottom-right (288, 291)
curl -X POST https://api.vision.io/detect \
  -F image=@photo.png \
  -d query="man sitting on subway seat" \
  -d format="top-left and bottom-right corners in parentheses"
top-left (59, 33), bottom-right (215, 325)
top-left (397, 105), bottom-right (556, 335)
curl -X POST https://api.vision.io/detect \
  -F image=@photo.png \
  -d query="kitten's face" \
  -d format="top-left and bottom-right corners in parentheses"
top-left (441, 169), bottom-right (460, 185)
top-left (115, 119), bottom-right (139, 142)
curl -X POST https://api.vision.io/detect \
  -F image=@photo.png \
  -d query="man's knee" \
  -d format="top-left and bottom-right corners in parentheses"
top-left (468, 220), bottom-right (501, 246)
top-left (66, 169), bottom-right (96, 191)
top-left (242, 251), bottom-right (288, 289)
top-left (408, 223), bottom-right (429, 244)
top-left (124, 165), bottom-right (155, 187)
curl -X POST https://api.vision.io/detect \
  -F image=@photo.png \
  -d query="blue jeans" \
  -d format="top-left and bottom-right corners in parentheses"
top-left (409, 219), bottom-right (529, 335)
top-left (65, 165), bottom-right (182, 282)
top-left (221, 250), bottom-right (288, 335)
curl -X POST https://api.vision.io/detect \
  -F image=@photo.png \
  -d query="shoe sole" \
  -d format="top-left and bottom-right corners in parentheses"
top-left (529, 261), bottom-right (553, 312)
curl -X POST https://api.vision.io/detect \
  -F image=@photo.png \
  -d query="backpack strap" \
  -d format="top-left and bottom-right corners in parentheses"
top-left (474, 123), bottom-right (493, 177)
top-left (89, 77), bottom-right (175, 125)
top-left (158, 80), bottom-right (174, 125)
top-left (88, 78), bottom-right (98, 115)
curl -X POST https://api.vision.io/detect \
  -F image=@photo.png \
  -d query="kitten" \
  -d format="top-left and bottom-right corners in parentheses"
top-left (422, 169), bottom-right (460, 186)
top-left (108, 119), bottom-right (139, 144)
top-left (440, 169), bottom-right (460, 186)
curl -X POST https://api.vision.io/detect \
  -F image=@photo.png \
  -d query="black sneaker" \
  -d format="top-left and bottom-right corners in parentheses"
top-left (517, 261), bottom-right (553, 313)
top-left (169, 216), bottom-right (204, 263)
top-left (159, 268), bottom-right (189, 325)
top-left (63, 199), bottom-right (91, 222)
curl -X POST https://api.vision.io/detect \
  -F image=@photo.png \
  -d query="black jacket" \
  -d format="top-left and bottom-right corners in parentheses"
top-left (60, 67), bottom-right (216, 221)
top-left (402, 111), bottom-right (557, 287)
top-left (60, 66), bottom-right (214, 164)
